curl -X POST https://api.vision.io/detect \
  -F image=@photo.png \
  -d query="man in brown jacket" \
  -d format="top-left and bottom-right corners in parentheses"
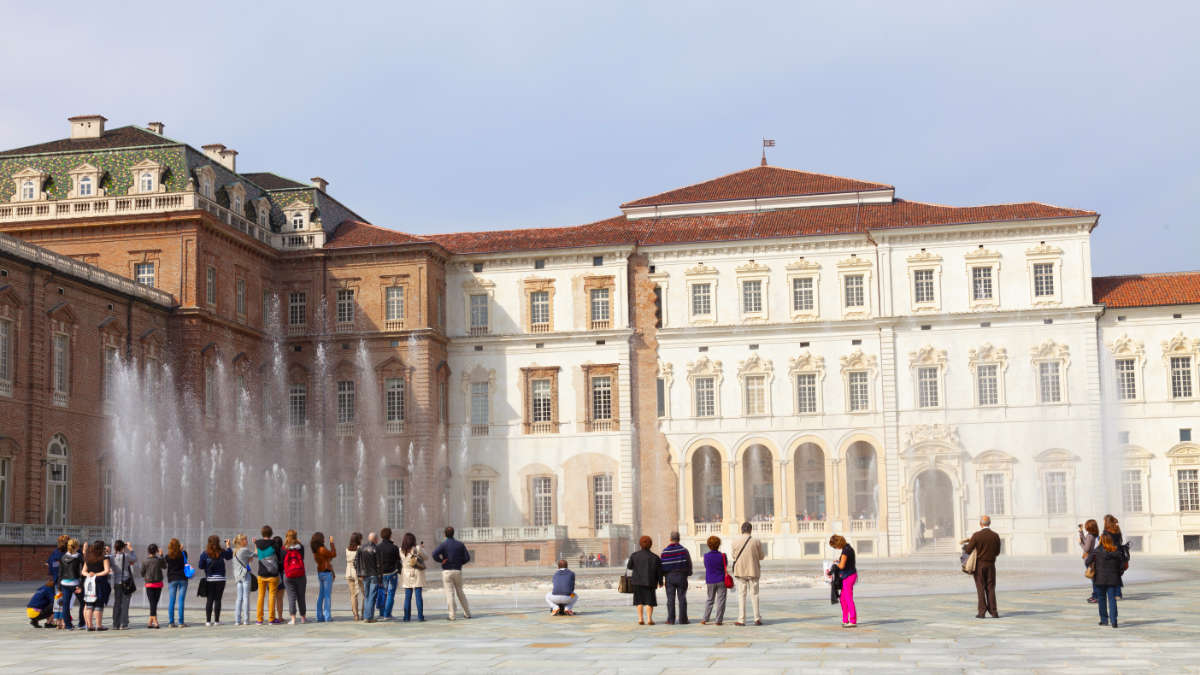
top-left (731, 522), bottom-right (765, 626)
top-left (963, 515), bottom-right (1001, 618)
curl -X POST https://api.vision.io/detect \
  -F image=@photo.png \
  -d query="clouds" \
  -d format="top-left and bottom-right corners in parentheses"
top-left (0, 1), bottom-right (1195, 274)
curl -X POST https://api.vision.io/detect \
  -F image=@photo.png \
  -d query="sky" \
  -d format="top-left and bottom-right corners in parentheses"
top-left (1, 1), bottom-right (1197, 276)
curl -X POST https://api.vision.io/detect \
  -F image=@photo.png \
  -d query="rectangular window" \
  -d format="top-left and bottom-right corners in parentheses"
top-left (102, 346), bottom-right (118, 401)
top-left (1121, 469), bottom-right (1143, 513)
top-left (1179, 469), bottom-right (1200, 512)
top-left (134, 262), bottom-right (155, 286)
top-left (913, 269), bottom-right (935, 304)
top-left (917, 366), bottom-right (939, 408)
top-left (983, 473), bottom-right (1006, 516)
top-left (1033, 262), bottom-right (1055, 297)
top-left (1039, 361), bottom-right (1062, 403)
top-left (590, 288), bottom-right (610, 326)
top-left (385, 377), bottom-right (405, 423)
top-left (591, 375), bottom-right (612, 421)
top-left (471, 480), bottom-right (491, 528)
top-left (206, 266), bottom-right (216, 306)
top-left (741, 280), bottom-right (762, 314)
top-left (848, 371), bottom-right (869, 411)
top-left (0, 319), bottom-right (9, 394)
top-left (288, 484), bottom-right (304, 531)
top-left (531, 379), bottom-right (552, 423)
top-left (52, 333), bottom-right (69, 397)
top-left (976, 364), bottom-right (999, 406)
top-left (288, 292), bottom-right (306, 326)
top-left (386, 479), bottom-right (405, 528)
top-left (386, 286), bottom-right (405, 322)
top-left (971, 266), bottom-right (993, 301)
top-left (844, 274), bottom-right (864, 308)
top-left (796, 373), bottom-right (817, 413)
top-left (46, 453), bottom-right (68, 526)
top-left (592, 474), bottom-right (613, 530)
top-left (1116, 358), bottom-right (1137, 400)
top-left (289, 384), bottom-right (306, 427)
top-left (532, 476), bottom-right (554, 526)
top-left (204, 363), bottom-right (216, 417)
top-left (236, 279), bottom-right (246, 316)
top-left (1044, 471), bottom-right (1068, 515)
top-left (336, 483), bottom-right (355, 533)
top-left (470, 382), bottom-right (489, 433)
top-left (469, 294), bottom-right (489, 332)
top-left (337, 380), bottom-right (356, 424)
top-left (530, 290), bottom-right (550, 328)
top-left (0, 458), bottom-right (8, 521)
top-left (1170, 356), bottom-right (1193, 399)
top-left (791, 277), bottom-right (814, 312)
top-left (336, 289), bottom-right (355, 325)
top-left (694, 376), bottom-right (715, 417)
top-left (744, 374), bottom-right (766, 415)
top-left (691, 283), bottom-right (712, 316)
top-left (656, 378), bottom-right (666, 417)
top-left (101, 467), bottom-right (112, 527)
top-left (804, 481), bottom-right (826, 517)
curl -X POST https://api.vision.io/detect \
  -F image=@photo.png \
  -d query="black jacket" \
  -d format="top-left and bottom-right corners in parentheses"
top-left (1087, 548), bottom-right (1125, 587)
top-left (377, 539), bottom-right (400, 575)
top-left (625, 549), bottom-right (663, 587)
top-left (356, 542), bottom-right (380, 578)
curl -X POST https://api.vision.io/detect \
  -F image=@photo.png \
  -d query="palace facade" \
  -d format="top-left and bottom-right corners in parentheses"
top-left (0, 115), bottom-right (1196, 577)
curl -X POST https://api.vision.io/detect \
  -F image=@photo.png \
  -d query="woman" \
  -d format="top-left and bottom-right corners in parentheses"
top-left (232, 534), bottom-right (255, 626)
top-left (400, 532), bottom-right (426, 622)
top-left (1079, 520), bottom-right (1100, 603)
top-left (140, 544), bottom-right (166, 629)
top-left (82, 539), bottom-right (111, 631)
top-left (110, 539), bottom-right (137, 630)
top-left (625, 535), bottom-right (663, 625)
top-left (1086, 533), bottom-right (1124, 628)
top-left (165, 538), bottom-right (189, 627)
top-left (197, 535), bottom-right (233, 626)
top-left (57, 538), bottom-right (83, 631)
top-left (830, 534), bottom-right (857, 627)
top-left (282, 529), bottom-right (308, 624)
top-left (311, 532), bottom-right (336, 623)
top-left (1103, 515), bottom-right (1124, 600)
top-left (700, 535), bottom-right (727, 625)
top-left (345, 532), bottom-right (363, 621)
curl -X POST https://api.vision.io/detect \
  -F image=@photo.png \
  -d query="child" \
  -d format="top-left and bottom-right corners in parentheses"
top-left (26, 578), bottom-right (54, 628)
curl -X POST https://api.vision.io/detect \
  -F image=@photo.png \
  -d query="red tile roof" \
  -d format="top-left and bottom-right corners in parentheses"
top-left (325, 220), bottom-right (428, 249)
top-left (427, 215), bottom-right (639, 254)
top-left (620, 166), bottom-right (893, 208)
top-left (1092, 272), bottom-right (1200, 308)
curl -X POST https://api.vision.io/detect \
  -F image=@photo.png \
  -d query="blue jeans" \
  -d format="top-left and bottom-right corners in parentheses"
top-left (235, 578), bottom-right (251, 624)
top-left (1097, 584), bottom-right (1118, 624)
top-left (381, 573), bottom-right (399, 618)
top-left (316, 571), bottom-right (334, 622)
top-left (168, 580), bottom-right (187, 625)
top-left (403, 587), bottom-right (424, 621)
top-left (60, 583), bottom-right (77, 628)
top-left (362, 577), bottom-right (379, 621)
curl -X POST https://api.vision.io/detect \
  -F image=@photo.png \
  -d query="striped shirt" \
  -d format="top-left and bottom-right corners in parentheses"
top-left (660, 543), bottom-right (692, 575)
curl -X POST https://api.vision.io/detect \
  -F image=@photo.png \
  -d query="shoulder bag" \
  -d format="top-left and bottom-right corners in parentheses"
top-left (244, 558), bottom-right (259, 592)
top-left (961, 548), bottom-right (978, 574)
top-left (1084, 564), bottom-right (1096, 579)
top-left (197, 577), bottom-right (208, 598)
top-left (723, 553), bottom-right (734, 589)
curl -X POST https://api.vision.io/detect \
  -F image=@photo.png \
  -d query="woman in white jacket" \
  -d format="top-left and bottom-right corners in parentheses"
top-left (399, 532), bottom-right (426, 622)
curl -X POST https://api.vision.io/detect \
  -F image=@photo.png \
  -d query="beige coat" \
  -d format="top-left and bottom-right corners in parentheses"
top-left (730, 534), bottom-right (764, 578)
top-left (344, 548), bottom-right (358, 580)
top-left (400, 546), bottom-right (426, 588)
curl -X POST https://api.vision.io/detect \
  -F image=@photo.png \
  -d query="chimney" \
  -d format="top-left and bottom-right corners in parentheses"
top-left (310, 177), bottom-right (329, 192)
top-left (219, 148), bottom-right (238, 173)
top-left (147, 121), bottom-right (165, 135)
top-left (202, 144), bottom-right (237, 171)
top-left (68, 115), bottom-right (107, 139)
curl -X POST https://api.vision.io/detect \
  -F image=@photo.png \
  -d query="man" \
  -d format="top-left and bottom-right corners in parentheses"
top-left (358, 532), bottom-right (382, 623)
top-left (27, 578), bottom-right (55, 628)
top-left (376, 527), bottom-right (401, 619)
top-left (545, 559), bottom-right (577, 616)
top-left (660, 531), bottom-right (693, 624)
top-left (731, 521), bottom-right (765, 626)
top-left (431, 526), bottom-right (472, 620)
top-left (963, 515), bottom-right (1001, 618)
top-left (254, 525), bottom-right (282, 625)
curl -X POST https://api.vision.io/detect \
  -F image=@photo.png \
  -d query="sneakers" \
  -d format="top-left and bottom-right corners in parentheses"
top-left (205, 622), bottom-right (212, 627)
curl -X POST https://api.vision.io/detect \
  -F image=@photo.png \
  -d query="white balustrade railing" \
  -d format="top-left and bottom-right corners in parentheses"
top-left (693, 522), bottom-right (722, 535)
top-left (457, 525), bottom-right (567, 542)
top-left (794, 520), bottom-right (827, 534)
top-left (750, 519), bottom-right (775, 535)
top-left (850, 519), bottom-right (877, 532)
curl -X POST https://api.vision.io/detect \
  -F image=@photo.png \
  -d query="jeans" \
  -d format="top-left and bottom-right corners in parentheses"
top-left (736, 576), bottom-right (760, 623)
top-left (235, 579), bottom-right (251, 624)
top-left (284, 576), bottom-right (307, 617)
top-left (256, 576), bottom-right (279, 623)
top-left (362, 577), bottom-right (379, 621)
top-left (204, 580), bottom-right (226, 623)
top-left (168, 580), bottom-right (187, 625)
top-left (380, 572), bottom-right (399, 618)
top-left (840, 572), bottom-right (858, 624)
top-left (703, 583), bottom-right (726, 623)
top-left (112, 584), bottom-right (132, 628)
top-left (1097, 584), bottom-right (1118, 624)
top-left (664, 572), bottom-right (688, 623)
top-left (60, 583), bottom-right (77, 627)
top-left (442, 570), bottom-right (471, 619)
top-left (316, 571), bottom-right (334, 621)
top-left (404, 587), bottom-right (424, 621)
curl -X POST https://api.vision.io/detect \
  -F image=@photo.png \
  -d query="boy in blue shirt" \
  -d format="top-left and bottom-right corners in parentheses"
top-left (27, 578), bottom-right (55, 628)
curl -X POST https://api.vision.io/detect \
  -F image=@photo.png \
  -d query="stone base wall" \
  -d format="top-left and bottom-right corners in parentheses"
top-left (0, 545), bottom-right (55, 582)
top-left (465, 539), bottom-right (563, 567)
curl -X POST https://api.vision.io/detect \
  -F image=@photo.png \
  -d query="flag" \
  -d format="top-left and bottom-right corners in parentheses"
top-left (763, 139), bottom-right (776, 148)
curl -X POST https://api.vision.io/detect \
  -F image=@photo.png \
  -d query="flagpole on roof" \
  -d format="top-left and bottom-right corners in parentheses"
top-left (761, 138), bottom-right (775, 166)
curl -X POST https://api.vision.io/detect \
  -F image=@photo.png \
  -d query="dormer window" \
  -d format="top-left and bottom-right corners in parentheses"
top-left (291, 213), bottom-right (304, 229)
top-left (78, 176), bottom-right (93, 197)
top-left (282, 200), bottom-right (311, 231)
top-left (139, 172), bottom-right (154, 193)
top-left (233, 196), bottom-right (242, 213)
top-left (11, 168), bottom-right (48, 202)
top-left (129, 159), bottom-right (164, 195)
top-left (67, 163), bottom-right (104, 199)
top-left (20, 180), bottom-right (35, 201)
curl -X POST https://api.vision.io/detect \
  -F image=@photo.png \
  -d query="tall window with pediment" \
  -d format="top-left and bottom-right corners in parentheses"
top-left (1121, 469), bottom-right (1144, 513)
top-left (20, 180), bottom-right (35, 201)
top-left (1031, 341), bottom-right (1069, 405)
top-left (385, 377), bottom-right (405, 432)
top-left (982, 473), bottom-right (1006, 515)
top-left (0, 318), bottom-right (12, 397)
top-left (46, 435), bottom-right (69, 525)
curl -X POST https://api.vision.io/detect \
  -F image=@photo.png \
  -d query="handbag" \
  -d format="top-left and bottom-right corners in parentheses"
top-left (618, 572), bottom-right (632, 594)
top-left (197, 577), bottom-right (208, 598)
top-left (119, 555), bottom-right (136, 594)
top-left (410, 552), bottom-right (426, 571)
top-left (961, 548), bottom-right (978, 575)
top-left (183, 551), bottom-right (195, 579)
top-left (723, 553), bottom-right (734, 589)
top-left (243, 559), bottom-right (259, 592)
top-left (1084, 564), bottom-right (1096, 579)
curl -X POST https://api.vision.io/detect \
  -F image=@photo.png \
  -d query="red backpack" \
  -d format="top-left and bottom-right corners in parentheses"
top-left (283, 547), bottom-right (305, 579)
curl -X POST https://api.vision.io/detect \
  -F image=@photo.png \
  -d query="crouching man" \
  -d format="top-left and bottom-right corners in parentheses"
top-left (545, 559), bottom-right (578, 616)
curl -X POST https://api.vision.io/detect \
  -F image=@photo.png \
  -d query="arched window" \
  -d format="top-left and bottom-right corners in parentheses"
top-left (290, 212), bottom-right (304, 230)
top-left (20, 180), bottom-right (35, 201)
top-left (78, 176), bottom-right (93, 197)
top-left (139, 172), bottom-right (154, 193)
top-left (46, 434), bottom-right (69, 526)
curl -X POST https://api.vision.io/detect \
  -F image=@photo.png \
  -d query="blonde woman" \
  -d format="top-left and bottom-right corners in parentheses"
top-left (57, 539), bottom-right (83, 630)
top-left (231, 534), bottom-right (254, 626)
top-left (345, 532), bottom-right (364, 621)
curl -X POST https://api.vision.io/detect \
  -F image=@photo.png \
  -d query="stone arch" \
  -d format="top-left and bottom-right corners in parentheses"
top-left (733, 437), bottom-right (778, 526)
top-left (685, 441), bottom-right (727, 529)
top-left (837, 433), bottom-right (885, 529)
top-left (789, 435), bottom-right (831, 525)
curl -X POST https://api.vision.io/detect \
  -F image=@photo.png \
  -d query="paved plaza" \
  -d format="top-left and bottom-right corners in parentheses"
top-left (1, 556), bottom-right (1197, 673)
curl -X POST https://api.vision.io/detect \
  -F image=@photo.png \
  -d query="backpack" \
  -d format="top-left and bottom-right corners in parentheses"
top-left (283, 547), bottom-right (305, 579)
top-left (257, 545), bottom-right (279, 577)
